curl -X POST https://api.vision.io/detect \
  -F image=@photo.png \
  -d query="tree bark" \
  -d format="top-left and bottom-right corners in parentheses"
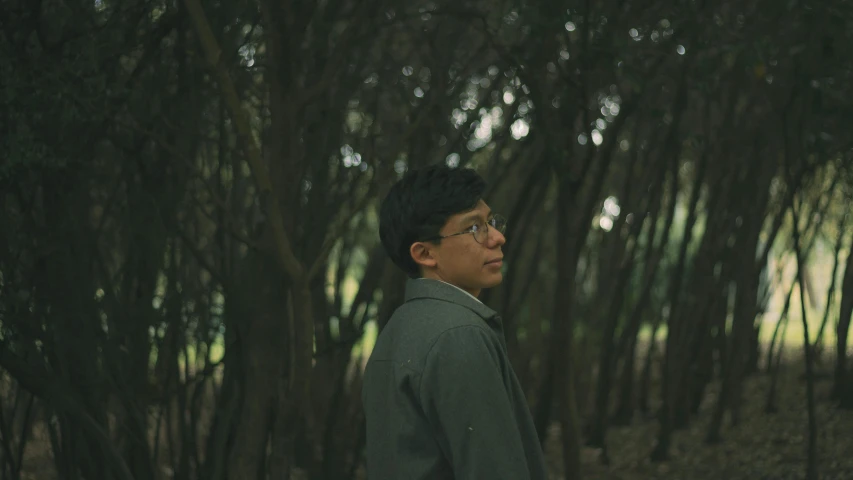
top-left (835, 232), bottom-right (853, 402)
top-left (765, 312), bottom-right (789, 414)
top-left (638, 318), bottom-right (661, 416)
top-left (790, 197), bottom-right (819, 480)
top-left (613, 150), bottom-right (680, 425)
top-left (766, 280), bottom-right (797, 375)
top-left (813, 214), bottom-right (847, 356)
top-left (703, 150), bottom-right (778, 441)
top-left (588, 148), bottom-right (664, 457)
top-left (650, 134), bottom-right (710, 461)
top-left (184, 2), bottom-right (326, 477)
top-left (552, 178), bottom-right (582, 480)
top-left (586, 190), bottom-right (640, 436)
top-left (727, 177), bottom-right (773, 426)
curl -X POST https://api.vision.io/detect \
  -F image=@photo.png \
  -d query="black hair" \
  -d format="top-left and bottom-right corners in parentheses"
top-left (379, 164), bottom-right (487, 278)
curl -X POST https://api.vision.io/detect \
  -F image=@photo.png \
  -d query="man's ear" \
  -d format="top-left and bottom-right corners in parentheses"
top-left (410, 242), bottom-right (438, 270)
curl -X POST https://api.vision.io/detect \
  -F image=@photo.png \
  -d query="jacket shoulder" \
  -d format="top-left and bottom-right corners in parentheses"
top-left (397, 297), bottom-right (484, 329)
top-left (368, 298), bottom-right (483, 365)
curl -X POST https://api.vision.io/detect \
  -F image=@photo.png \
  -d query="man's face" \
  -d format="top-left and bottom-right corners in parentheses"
top-left (410, 200), bottom-right (506, 297)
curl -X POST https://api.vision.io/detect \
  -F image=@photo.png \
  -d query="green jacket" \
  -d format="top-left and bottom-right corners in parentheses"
top-left (362, 278), bottom-right (548, 479)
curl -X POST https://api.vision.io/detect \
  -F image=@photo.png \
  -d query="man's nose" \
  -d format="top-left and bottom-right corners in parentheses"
top-left (488, 227), bottom-right (506, 247)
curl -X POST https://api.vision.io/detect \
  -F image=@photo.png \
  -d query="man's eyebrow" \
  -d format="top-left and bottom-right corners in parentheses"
top-left (461, 210), bottom-right (491, 224)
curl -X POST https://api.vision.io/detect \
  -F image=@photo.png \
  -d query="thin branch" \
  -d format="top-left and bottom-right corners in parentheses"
top-left (306, 171), bottom-right (379, 282)
top-left (185, 187), bottom-right (260, 252)
top-left (174, 226), bottom-right (227, 287)
top-left (184, 0), bottom-right (304, 283)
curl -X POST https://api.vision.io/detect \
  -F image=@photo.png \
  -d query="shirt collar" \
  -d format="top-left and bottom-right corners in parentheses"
top-left (405, 278), bottom-right (498, 322)
top-left (417, 278), bottom-right (482, 304)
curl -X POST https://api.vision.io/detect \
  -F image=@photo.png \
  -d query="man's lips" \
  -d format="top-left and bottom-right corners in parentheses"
top-left (485, 258), bottom-right (503, 266)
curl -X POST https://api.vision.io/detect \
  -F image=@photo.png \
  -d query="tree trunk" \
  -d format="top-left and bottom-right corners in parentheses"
top-left (522, 277), bottom-right (547, 402)
top-left (727, 229), bottom-right (765, 426)
top-left (612, 332), bottom-right (638, 427)
top-left (790, 199), bottom-right (819, 480)
top-left (702, 150), bottom-right (774, 438)
top-left (689, 328), bottom-right (715, 415)
top-left (613, 152), bottom-right (680, 426)
top-left (813, 214), bottom-right (847, 357)
top-left (551, 178), bottom-right (582, 479)
top-left (764, 313), bottom-right (789, 414)
top-left (183, 2), bottom-right (328, 476)
top-left (639, 314), bottom-right (661, 416)
top-left (841, 371), bottom-right (853, 410)
top-left (834, 232), bottom-right (853, 401)
top-left (671, 248), bottom-right (724, 431)
top-left (586, 223), bottom-right (644, 455)
top-left (271, 284), bottom-right (316, 479)
top-left (318, 248), bottom-right (385, 478)
top-left (588, 137), bottom-right (664, 455)
top-left (650, 143), bottom-right (709, 461)
top-left (227, 260), bottom-right (288, 480)
top-left (684, 281), bottom-right (729, 421)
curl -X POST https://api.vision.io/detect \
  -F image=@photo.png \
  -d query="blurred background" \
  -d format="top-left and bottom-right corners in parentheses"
top-left (2, 0), bottom-right (853, 478)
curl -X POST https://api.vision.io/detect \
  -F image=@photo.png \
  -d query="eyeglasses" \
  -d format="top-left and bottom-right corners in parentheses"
top-left (422, 214), bottom-right (507, 245)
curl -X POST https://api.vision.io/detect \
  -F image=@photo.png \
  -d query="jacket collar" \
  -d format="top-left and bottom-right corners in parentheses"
top-left (404, 278), bottom-right (499, 322)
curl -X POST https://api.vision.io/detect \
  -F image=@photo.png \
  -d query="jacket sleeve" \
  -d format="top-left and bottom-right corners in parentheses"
top-left (419, 325), bottom-right (531, 479)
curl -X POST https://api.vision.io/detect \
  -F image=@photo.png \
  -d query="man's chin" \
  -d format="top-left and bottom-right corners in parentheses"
top-left (483, 273), bottom-right (503, 288)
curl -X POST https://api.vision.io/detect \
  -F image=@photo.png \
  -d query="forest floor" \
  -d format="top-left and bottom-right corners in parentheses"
top-left (544, 357), bottom-right (853, 480)
top-left (14, 355), bottom-right (853, 479)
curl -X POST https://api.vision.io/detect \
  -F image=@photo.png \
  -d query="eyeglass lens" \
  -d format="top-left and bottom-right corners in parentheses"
top-left (474, 215), bottom-right (507, 243)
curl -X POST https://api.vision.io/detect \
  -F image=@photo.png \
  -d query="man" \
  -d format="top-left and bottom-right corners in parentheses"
top-left (362, 164), bottom-right (548, 479)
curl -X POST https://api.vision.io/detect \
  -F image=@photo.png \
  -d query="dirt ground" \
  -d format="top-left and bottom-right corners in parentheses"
top-left (543, 364), bottom-right (853, 480)
top-left (16, 358), bottom-right (853, 479)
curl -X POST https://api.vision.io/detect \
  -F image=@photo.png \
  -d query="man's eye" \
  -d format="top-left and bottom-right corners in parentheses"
top-left (469, 224), bottom-right (480, 233)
